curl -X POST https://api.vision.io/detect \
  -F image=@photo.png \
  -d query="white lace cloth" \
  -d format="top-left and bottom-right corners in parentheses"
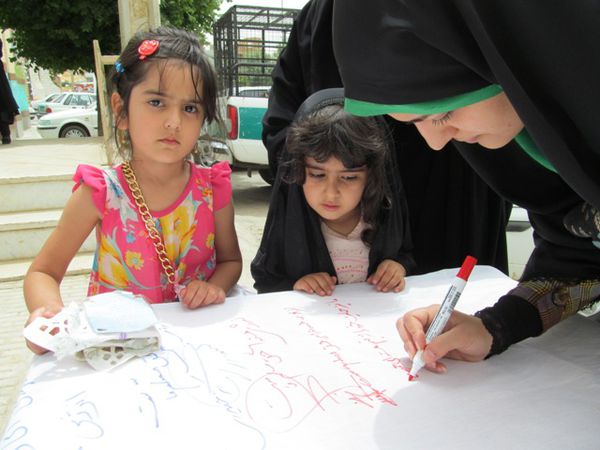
top-left (23, 291), bottom-right (161, 371)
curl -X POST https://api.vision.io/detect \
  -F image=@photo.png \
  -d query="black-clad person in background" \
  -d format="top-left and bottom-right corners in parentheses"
top-left (0, 39), bottom-right (19, 144)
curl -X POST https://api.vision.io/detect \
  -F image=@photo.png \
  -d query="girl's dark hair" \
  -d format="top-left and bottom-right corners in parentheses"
top-left (285, 103), bottom-right (392, 245)
top-left (109, 26), bottom-right (220, 159)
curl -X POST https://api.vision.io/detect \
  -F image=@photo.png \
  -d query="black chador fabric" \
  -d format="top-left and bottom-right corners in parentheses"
top-left (258, 0), bottom-right (510, 281)
top-left (251, 139), bottom-right (416, 293)
top-left (333, 0), bottom-right (600, 210)
top-left (262, 0), bottom-right (341, 174)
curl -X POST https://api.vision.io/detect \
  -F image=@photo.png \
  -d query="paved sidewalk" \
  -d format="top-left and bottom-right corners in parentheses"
top-left (0, 136), bottom-right (108, 181)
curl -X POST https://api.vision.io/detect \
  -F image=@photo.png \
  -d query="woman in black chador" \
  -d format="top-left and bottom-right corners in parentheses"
top-left (0, 39), bottom-right (19, 144)
top-left (257, 0), bottom-right (511, 289)
top-left (333, 0), bottom-right (600, 370)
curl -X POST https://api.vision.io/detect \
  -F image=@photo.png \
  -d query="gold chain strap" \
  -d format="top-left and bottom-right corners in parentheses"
top-left (121, 161), bottom-right (177, 286)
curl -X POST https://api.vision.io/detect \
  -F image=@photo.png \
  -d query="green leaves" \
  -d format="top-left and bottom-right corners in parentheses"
top-left (0, 0), bottom-right (222, 72)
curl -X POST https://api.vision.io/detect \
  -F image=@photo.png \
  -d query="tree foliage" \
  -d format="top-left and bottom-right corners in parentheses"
top-left (0, 0), bottom-right (222, 73)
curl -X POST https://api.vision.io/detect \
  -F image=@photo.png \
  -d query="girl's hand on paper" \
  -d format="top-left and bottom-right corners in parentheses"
top-left (367, 260), bottom-right (406, 292)
top-left (179, 280), bottom-right (226, 309)
top-left (397, 306), bottom-right (493, 373)
top-left (24, 306), bottom-right (61, 355)
top-left (294, 273), bottom-right (337, 296)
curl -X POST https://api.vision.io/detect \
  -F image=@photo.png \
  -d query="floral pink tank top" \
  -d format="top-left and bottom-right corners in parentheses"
top-left (73, 161), bottom-right (232, 303)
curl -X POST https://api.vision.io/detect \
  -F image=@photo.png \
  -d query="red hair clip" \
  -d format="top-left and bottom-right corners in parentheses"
top-left (138, 39), bottom-right (159, 60)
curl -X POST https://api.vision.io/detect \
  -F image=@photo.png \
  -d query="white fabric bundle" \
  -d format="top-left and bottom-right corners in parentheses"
top-left (24, 291), bottom-right (161, 371)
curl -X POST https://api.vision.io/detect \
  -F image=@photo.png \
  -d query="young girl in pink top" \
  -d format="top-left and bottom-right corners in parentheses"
top-left (24, 27), bottom-right (242, 353)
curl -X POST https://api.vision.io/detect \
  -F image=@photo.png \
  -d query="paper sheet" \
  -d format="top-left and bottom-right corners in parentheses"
top-left (3, 266), bottom-right (600, 450)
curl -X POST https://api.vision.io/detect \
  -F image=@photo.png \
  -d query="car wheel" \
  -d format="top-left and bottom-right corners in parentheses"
top-left (192, 140), bottom-right (217, 166)
top-left (60, 124), bottom-right (90, 138)
top-left (258, 168), bottom-right (275, 185)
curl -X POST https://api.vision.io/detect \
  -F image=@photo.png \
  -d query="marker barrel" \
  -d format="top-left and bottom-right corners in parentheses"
top-left (424, 278), bottom-right (466, 343)
top-left (408, 256), bottom-right (477, 380)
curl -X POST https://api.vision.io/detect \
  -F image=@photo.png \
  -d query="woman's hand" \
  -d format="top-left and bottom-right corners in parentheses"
top-left (368, 260), bottom-right (406, 292)
top-left (179, 280), bottom-right (226, 309)
top-left (294, 273), bottom-right (337, 296)
top-left (24, 306), bottom-right (61, 355)
top-left (397, 305), bottom-right (493, 373)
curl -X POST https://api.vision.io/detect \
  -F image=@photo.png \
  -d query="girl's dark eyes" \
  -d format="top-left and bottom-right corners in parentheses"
top-left (307, 171), bottom-right (360, 181)
top-left (147, 100), bottom-right (199, 113)
top-left (431, 111), bottom-right (453, 126)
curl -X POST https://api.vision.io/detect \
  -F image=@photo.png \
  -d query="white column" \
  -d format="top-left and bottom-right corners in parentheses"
top-left (117, 0), bottom-right (161, 51)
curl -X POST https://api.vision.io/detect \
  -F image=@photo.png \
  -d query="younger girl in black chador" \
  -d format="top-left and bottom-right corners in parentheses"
top-left (251, 88), bottom-right (415, 295)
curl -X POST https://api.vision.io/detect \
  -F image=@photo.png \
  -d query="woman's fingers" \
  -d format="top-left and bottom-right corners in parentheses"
top-left (396, 307), bottom-right (435, 358)
top-left (426, 313), bottom-right (492, 363)
top-left (396, 317), bottom-right (417, 357)
top-left (399, 308), bottom-right (493, 374)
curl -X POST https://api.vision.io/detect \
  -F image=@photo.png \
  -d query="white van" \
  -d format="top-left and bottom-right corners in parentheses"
top-left (199, 87), bottom-right (274, 184)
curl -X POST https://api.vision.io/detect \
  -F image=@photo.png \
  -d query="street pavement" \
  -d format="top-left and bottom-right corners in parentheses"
top-left (0, 165), bottom-right (271, 437)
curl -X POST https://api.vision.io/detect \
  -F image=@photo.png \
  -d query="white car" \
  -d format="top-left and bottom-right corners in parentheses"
top-left (211, 86), bottom-right (274, 183)
top-left (29, 92), bottom-right (62, 118)
top-left (37, 104), bottom-right (98, 138)
top-left (506, 205), bottom-right (534, 280)
top-left (37, 92), bottom-right (95, 116)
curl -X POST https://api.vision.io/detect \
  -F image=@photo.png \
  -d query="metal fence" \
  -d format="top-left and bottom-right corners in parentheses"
top-left (213, 5), bottom-right (299, 96)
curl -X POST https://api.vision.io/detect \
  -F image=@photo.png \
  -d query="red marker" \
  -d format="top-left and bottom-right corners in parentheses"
top-left (408, 255), bottom-right (478, 381)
